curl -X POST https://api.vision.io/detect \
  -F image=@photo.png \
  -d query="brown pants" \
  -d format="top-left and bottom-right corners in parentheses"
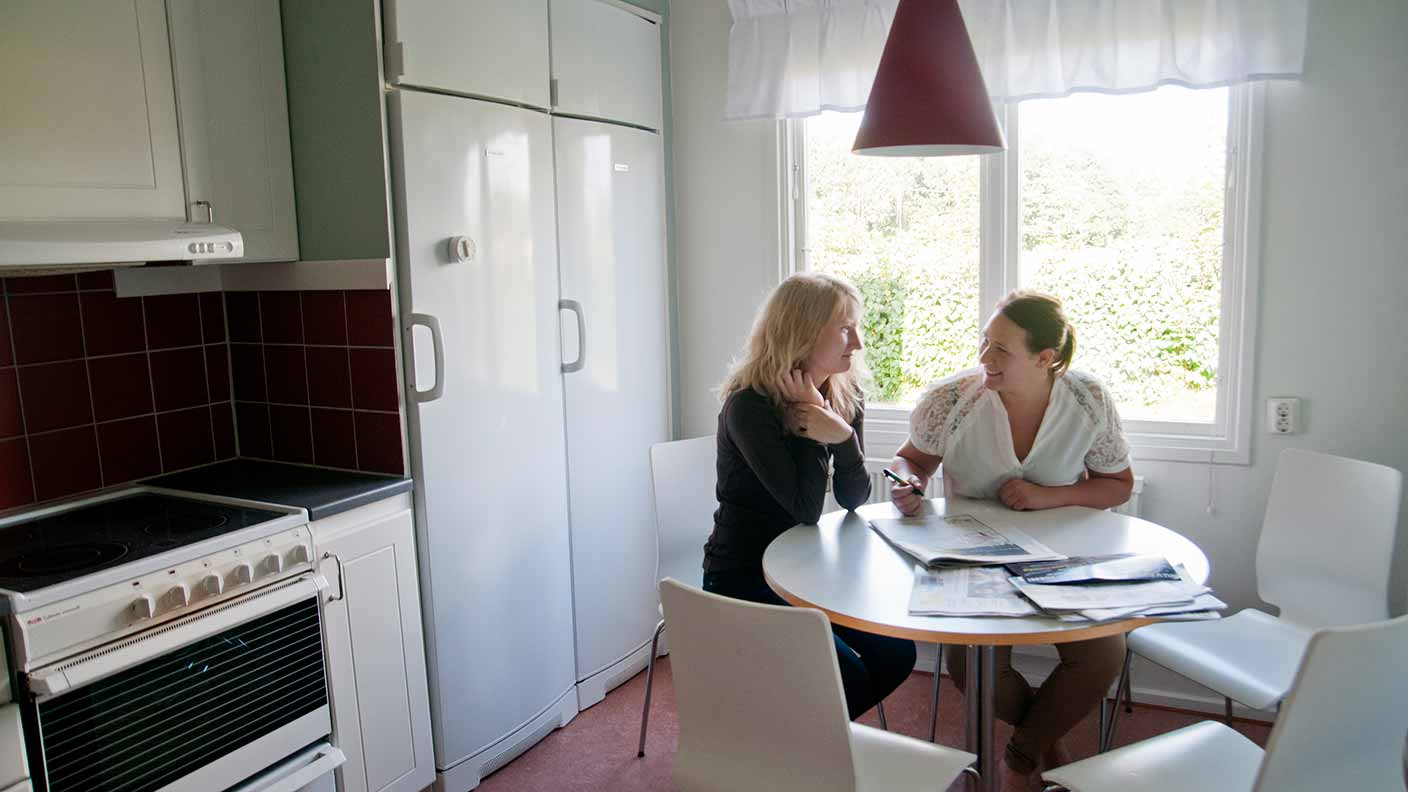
top-left (947, 636), bottom-right (1126, 774)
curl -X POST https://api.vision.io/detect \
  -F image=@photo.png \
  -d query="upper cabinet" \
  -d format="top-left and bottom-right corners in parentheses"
top-left (0, 0), bottom-right (298, 262)
top-left (383, 0), bottom-right (551, 110)
top-left (0, 0), bottom-right (187, 221)
top-left (168, 0), bottom-right (299, 263)
top-left (550, 0), bottom-right (663, 131)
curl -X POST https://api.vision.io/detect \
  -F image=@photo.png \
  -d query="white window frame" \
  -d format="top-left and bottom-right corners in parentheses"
top-left (786, 83), bottom-right (1266, 465)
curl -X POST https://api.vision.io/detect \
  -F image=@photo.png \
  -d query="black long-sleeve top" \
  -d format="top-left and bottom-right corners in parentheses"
top-left (703, 387), bottom-right (871, 574)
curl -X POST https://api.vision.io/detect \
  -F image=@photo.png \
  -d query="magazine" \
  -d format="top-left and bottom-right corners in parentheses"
top-left (869, 513), bottom-right (1065, 566)
top-left (908, 565), bottom-right (1040, 617)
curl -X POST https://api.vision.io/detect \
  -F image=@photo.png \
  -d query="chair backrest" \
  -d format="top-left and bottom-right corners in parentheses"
top-left (1255, 448), bottom-right (1402, 626)
top-left (650, 436), bottom-right (718, 589)
top-left (659, 579), bottom-right (858, 792)
top-left (1253, 613), bottom-right (1408, 791)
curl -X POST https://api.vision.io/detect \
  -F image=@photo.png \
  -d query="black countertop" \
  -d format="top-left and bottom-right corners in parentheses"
top-left (150, 460), bottom-right (413, 522)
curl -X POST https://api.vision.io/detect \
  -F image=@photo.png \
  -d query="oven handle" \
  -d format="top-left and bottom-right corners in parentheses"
top-left (28, 574), bottom-right (328, 700)
top-left (227, 741), bottom-right (346, 792)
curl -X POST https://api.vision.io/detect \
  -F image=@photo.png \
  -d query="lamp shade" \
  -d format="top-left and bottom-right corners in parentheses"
top-left (853, 0), bottom-right (1005, 156)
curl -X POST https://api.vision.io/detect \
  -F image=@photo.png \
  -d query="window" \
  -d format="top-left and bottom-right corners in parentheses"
top-left (788, 84), bottom-right (1264, 463)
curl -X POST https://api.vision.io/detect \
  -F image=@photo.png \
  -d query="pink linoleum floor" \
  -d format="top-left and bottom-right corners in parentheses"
top-left (475, 658), bottom-right (1271, 792)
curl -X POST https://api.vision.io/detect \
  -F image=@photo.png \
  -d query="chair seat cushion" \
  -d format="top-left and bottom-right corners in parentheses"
top-left (1042, 721), bottom-right (1263, 792)
top-left (1128, 609), bottom-right (1314, 709)
top-left (849, 722), bottom-right (975, 791)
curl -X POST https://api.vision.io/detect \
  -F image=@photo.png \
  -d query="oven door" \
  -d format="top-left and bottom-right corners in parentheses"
top-left (21, 575), bottom-right (341, 792)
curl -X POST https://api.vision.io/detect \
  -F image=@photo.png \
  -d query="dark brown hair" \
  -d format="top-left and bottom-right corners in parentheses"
top-left (996, 290), bottom-right (1075, 376)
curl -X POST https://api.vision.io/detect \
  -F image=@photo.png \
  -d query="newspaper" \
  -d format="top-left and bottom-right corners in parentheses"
top-left (909, 565), bottom-right (1039, 617)
top-left (1006, 554), bottom-right (1180, 585)
top-left (1007, 576), bottom-right (1203, 613)
top-left (1066, 566), bottom-right (1227, 622)
top-left (869, 513), bottom-right (1065, 566)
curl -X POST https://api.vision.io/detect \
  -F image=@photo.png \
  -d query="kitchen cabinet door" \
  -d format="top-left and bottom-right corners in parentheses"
top-left (168, 0), bottom-right (299, 262)
top-left (0, 0), bottom-right (187, 221)
top-left (316, 496), bottom-right (433, 792)
top-left (383, 0), bottom-right (550, 110)
top-left (550, 0), bottom-right (663, 131)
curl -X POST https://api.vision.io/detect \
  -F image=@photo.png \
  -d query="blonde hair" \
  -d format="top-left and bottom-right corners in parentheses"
top-left (719, 272), bottom-right (866, 422)
top-left (995, 290), bottom-right (1076, 377)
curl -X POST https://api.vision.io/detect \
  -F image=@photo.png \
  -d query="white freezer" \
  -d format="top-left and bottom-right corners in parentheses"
top-left (554, 116), bottom-right (670, 708)
top-left (389, 88), bottom-right (578, 785)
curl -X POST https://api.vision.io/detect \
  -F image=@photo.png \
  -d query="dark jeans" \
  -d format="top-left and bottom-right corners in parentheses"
top-left (703, 569), bottom-right (917, 721)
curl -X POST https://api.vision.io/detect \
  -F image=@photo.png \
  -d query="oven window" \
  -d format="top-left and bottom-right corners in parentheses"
top-left (27, 597), bottom-right (327, 792)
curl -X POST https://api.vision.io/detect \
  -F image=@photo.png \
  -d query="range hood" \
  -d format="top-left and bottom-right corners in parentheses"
top-left (0, 219), bottom-right (244, 271)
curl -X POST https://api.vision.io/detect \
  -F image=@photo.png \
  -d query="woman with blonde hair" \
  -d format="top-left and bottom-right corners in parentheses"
top-left (889, 290), bottom-right (1135, 789)
top-left (703, 272), bottom-right (916, 720)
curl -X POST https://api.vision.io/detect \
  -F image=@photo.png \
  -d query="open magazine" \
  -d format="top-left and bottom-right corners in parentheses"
top-left (869, 513), bottom-right (1065, 566)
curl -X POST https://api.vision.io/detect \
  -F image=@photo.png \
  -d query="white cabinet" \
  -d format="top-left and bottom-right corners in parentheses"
top-left (550, 0), bottom-right (663, 130)
top-left (0, 0), bottom-right (187, 221)
top-left (383, 0), bottom-right (551, 110)
top-left (315, 495), bottom-right (434, 792)
top-left (168, 0), bottom-right (299, 262)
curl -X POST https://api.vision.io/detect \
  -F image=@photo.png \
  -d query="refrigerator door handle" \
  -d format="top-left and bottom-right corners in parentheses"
top-left (560, 299), bottom-right (586, 373)
top-left (409, 312), bottom-right (446, 402)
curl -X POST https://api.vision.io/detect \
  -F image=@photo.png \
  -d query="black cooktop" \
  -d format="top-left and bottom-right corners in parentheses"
top-left (0, 493), bottom-right (286, 593)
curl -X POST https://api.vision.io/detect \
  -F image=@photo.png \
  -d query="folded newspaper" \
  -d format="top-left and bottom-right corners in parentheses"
top-left (1005, 554), bottom-right (1180, 585)
top-left (909, 565), bottom-right (1039, 617)
top-left (869, 513), bottom-right (1065, 566)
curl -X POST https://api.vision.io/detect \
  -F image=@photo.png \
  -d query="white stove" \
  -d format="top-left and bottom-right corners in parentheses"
top-left (0, 486), bottom-right (345, 792)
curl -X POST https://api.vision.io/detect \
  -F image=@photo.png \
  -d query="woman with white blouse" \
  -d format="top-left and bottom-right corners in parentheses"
top-left (888, 290), bottom-right (1134, 790)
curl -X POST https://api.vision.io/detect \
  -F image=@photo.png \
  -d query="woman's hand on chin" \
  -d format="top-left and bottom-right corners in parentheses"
top-left (784, 402), bottom-right (854, 445)
top-left (997, 478), bottom-right (1060, 511)
top-left (778, 369), bottom-right (825, 406)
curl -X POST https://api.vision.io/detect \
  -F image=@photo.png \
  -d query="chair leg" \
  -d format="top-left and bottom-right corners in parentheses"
top-left (929, 644), bottom-right (944, 742)
top-left (1101, 648), bottom-right (1133, 752)
top-left (1224, 696), bottom-right (1234, 725)
top-left (1121, 658), bottom-right (1133, 714)
top-left (875, 700), bottom-right (888, 731)
top-left (636, 618), bottom-right (666, 758)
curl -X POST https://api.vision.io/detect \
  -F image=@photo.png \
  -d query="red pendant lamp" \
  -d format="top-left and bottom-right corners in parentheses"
top-left (852, 0), bottom-right (1005, 156)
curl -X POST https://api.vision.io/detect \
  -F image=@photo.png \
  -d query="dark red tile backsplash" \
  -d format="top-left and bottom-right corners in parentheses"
top-left (0, 275), bottom-right (234, 509)
top-left (227, 289), bottom-right (403, 476)
top-left (0, 277), bottom-right (404, 513)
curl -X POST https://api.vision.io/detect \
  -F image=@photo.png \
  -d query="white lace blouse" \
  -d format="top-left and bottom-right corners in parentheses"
top-left (909, 368), bottom-right (1132, 499)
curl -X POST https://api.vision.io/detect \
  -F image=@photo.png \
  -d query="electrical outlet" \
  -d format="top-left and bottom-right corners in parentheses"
top-left (1266, 397), bottom-right (1300, 434)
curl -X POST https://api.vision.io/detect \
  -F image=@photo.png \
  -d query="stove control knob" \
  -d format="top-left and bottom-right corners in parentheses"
top-left (263, 553), bottom-right (284, 575)
top-left (202, 574), bottom-right (224, 596)
top-left (165, 584), bottom-right (190, 609)
top-left (132, 594), bottom-right (156, 620)
top-left (234, 562), bottom-right (254, 585)
top-left (288, 544), bottom-right (311, 565)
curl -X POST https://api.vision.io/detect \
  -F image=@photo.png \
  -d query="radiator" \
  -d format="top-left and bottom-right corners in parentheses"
top-left (827, 466), bottom-right (1143, 518)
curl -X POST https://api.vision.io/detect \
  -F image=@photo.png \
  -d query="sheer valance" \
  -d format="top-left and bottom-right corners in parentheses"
top-left (725, 0), bottom-right (1309, 120)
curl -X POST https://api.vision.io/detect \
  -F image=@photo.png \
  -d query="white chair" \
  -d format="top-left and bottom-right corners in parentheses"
top-left (1103, 448), bottom-right (1402, 750)
top-left (637, 436), bottom-right (717, 757)
top-left (1044, 612), bottom-right (1408, 792)
top-left (660, 578), bottom-right (977, 792)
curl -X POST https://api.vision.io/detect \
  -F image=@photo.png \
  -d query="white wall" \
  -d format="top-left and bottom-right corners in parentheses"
top-left (669, 0), bottom-right (1408, 713)
top-left (668, 0), bottom-right (783, 438)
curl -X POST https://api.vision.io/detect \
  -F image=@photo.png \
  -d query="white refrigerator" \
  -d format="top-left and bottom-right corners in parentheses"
top-left (387, 37), bottom-right (669, 792)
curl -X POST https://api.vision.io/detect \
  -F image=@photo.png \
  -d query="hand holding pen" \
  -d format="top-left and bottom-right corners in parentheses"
top-left (884, 468), bottom-right (927, 516)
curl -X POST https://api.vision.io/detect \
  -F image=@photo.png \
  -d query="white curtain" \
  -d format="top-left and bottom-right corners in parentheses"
top-left (725, 0), bottom-right (1309, 120)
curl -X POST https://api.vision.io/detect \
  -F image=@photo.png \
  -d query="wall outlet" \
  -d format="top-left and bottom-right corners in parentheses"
top-left (1266, 397), bottom-right (1300, 434)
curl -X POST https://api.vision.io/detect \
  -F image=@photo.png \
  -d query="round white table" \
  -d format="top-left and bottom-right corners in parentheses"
top-left (762, 497), bottom-right (1209, 792)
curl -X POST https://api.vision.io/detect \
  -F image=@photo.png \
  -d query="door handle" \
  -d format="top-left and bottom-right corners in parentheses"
top-left (408, 313), bottom-right (445, 402)
top-left (560, 299), bottom-right (585, 373)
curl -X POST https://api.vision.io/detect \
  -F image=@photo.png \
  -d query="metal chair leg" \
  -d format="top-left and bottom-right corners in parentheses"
top-left (1122, 659), bottom-right (1134, 714)
top-left (1101, 648), bottom-right (1133, 752)
top-left (636, 618), bottom-right (667, 758)
top-left (1224, 696), bottom-right (1234, 725)
top-left (929, 644), bottom-right (944, 742)
top-left (875, 700), bottom-right (888, 731)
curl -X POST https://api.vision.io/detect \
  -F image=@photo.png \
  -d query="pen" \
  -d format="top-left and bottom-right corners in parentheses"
top-left (882, 468), bottom-right (925, 497)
